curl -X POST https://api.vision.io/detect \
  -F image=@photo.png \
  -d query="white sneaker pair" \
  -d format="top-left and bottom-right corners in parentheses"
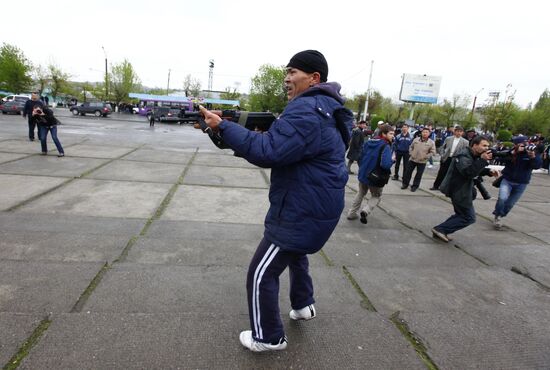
top-left (494, 216), bottom-right (503, 229)
top-left (239, 305), bottom-right (316, 352)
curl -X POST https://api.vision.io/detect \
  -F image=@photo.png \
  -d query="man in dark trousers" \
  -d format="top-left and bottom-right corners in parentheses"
top-left (22, 92), bottom-right (44, 141)
top-left (346, 120), bottom-right (366, 173)
top-left (432, 136), bottom-right (499, 242)
top-left (430, 126), bottom-right (469, 190)
top-left (392, 123), bottom-right (412, 180)
top-left (200, 50), bottom-right (353, 352)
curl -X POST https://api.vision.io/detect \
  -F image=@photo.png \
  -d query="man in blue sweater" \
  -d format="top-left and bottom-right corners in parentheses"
top-left (392, 123), bottom-right (412, 180)
top-left (493, 135), bottom-right (542, 229)
top-left (200, 50), bottom-right (353, 352)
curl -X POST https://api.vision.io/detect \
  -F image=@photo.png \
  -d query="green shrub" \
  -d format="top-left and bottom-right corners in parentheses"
top-left (501, 141), bottom-right (513, 149)
top-left (369, 114), bottom-right (385, 130)
top-left (497, 129), bottom-right (512, 142)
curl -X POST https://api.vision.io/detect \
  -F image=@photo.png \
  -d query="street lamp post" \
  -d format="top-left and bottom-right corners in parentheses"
top-left (101, 46), bottom-right (108, 101)
top-left (470, 87), bottom-right (484, 119)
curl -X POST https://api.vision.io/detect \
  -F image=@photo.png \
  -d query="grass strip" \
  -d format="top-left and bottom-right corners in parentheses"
top-left (342, 265), bottom-right (377, 312)
top-left (3, 317), bottom-right (51, 370)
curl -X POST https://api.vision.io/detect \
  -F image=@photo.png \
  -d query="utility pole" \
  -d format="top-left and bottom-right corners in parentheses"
top-left (361, 60), bottom-right (374, 121)
top-left (101, 46), bottom-right (108, 101)
top-left (208, 59), bottom-right (214, 91)
top-left (470, 88), bottom-right (484, 120)
top-left (167, 69), bottom-right (171, 94)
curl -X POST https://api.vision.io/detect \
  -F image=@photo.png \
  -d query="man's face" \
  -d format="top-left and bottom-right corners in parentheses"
top-left (454, 129), bottom-right (464, 138)
top-left (401, 125), bottom-right (408, 134)
top-left (515, 142), bottom-right (527, 152)
top-left (382, 131), bottom-right (395, 142)
top-left (421, 129), bottom-right (430, 140)
top-left (31, 93), bottom-right (38, 101)
top-left (472, 140), bottom-right (490, 156)
top-left (284, 68), bottom-right (315, 101)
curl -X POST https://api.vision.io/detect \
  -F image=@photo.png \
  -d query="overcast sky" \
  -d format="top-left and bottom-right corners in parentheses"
top-left (2, 0), bottom-right (547, 108)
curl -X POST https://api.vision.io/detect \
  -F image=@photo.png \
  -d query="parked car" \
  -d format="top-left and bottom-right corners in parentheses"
top-left (0, 96), bottom-right (29, 115)
top-left (153, 107), bottom-right (185, 123)
top-left (70, 102), bottom-right (112, 117)
top-left (1, 94), bottom-right (30, 103)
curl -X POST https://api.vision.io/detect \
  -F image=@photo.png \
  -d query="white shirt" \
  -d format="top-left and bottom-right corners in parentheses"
top-left (450, 137), bottom-right (461, 157)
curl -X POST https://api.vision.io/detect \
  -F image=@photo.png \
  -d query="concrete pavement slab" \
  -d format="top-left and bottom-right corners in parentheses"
top-left (0, 152), bottom-right (30, 164)
top-left (474, 199), bottom-right (549, 233)
top-left (0, 260), bottom-right (104, 313)
top-left (20, 312), bottom-right (425, 370)
top-left (0, 229), bottom-right (130, 263)
top-left (183, 165), bottom-right (268, 188)
top-left (0, 313), bottom-right (43, 366)
top-left (146, 220), bottom-right (265, 241)
top-left (518, 202), bottom-right (550, 216)
top-left (162, 185), bottom-right (269, 224)
top-left (0, 213), bottom-right (145, 235)
top-left (120, 148), bottom-right (193, 164)
top-left (0, 139), bottom-right (42, 154)
top-left (0, 174), bottom-right (67, 210)
top-left (346, 265), bottom-right (550, 316)
top-left (63, 144), bottom-right (137, 158)
top-left (125, 236), bottom-right (328, 268)
top-left (85, 264), bottom-right (364, 315)
top-left (0, 156), bottom-right (108, 177)
top-left (15, 179), bottom-right (171, 219)
top-left (85, 160), bottom-right (185, 184)
top-left (401, 309), bottom-right (550, 369)
top-left (192, 152), bottom-right (258, 168)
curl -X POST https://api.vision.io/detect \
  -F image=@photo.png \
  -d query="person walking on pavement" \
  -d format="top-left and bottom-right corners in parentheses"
top-left (22, 92), bottom-right (44, 141)
top-left (392, 123), bottom-right (412, 181)
top-left (32, 106), bottom-right (64, 157)
top-left (346, 120), bottom-right (367, 174)
top-left (430, 126), bottom-right (469, 190)
top-left (401, 127), bottom-right (436, 192)
top-left (347, 124), bottom-right (395, 224)
top-left (432, 136), bottom-right (499, 242)
top-left (199, 50), bottom-right (353, 352)
top-left (426, 123), bottom-right (436, 168)
top-left (492, 136), bottom-right (542, 229)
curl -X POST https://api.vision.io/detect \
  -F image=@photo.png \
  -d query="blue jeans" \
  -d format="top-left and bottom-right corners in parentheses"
top-left (493, 178), bottom-right (527, 218)
top-left (39, 126), bottom-right (64, 154)
top-left (434, 199), bottom-right (476, 235)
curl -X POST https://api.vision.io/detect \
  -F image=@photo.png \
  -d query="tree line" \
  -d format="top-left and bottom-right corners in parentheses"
top-left (1, 42), bottom-right (548, 138)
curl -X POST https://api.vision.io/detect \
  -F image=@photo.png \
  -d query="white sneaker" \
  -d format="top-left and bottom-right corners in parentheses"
top-left (494, 216), bottom-right (502, 229)
top-left (346, 211), bottom-right (358, 220)
top-left (239, 330), bottom-right (287, 352)
top-left (427, 164), bottom-right (434, 169)
top-left (289, 304), bottom-right (316, 321)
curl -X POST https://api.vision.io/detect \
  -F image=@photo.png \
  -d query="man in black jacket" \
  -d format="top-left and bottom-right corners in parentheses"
top-left (22, 92), bottom-right (44, 141)
top-left (432, 136), bottom-right (499, 242)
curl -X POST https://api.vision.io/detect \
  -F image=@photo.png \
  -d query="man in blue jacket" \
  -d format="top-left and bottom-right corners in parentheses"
top-left (200, 50), bottom-right (353, 352)
top-left (347, 124), bottom-right (395, 224)
top-left (492, 135), bottom-right (542, 229)
top-left (22, 92), bottom-right (44, 141)
top-left (392, 123), bottom-right (412, 180)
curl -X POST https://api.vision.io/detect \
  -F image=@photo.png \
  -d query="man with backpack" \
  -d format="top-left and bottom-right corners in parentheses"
top-left (346, 124), bottom-right (395, 225)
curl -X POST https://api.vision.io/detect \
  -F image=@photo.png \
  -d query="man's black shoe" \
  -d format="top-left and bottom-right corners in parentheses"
top-left (401, 185), bottom-right (408, 189)
top-left (410, 187), bottom-right (418, 192)
top-left (392, 176), bottom-right (399, 181)
top-left (359, 211), bottom-right (368, 224)
top-left (429, 187), bottom-right (439, 191)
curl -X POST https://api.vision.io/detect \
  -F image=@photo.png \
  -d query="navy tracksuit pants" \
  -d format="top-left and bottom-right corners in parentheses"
top-left (246, 238), bottom-right (314, 344)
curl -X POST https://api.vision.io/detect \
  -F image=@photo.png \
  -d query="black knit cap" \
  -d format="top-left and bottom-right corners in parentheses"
top-left (286, 50), bottom-right (328, 82)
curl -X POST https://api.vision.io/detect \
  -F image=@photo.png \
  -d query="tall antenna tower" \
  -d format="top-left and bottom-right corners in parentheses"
top-left (208, 59), bottom-right (214, 91)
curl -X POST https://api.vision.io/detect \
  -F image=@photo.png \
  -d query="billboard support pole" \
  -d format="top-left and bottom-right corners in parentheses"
top-left (408, 102), bottom-right (416, 120)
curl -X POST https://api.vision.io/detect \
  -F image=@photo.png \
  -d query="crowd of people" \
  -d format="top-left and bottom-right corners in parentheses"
top-left (345, 119), bottom-right (546, 238)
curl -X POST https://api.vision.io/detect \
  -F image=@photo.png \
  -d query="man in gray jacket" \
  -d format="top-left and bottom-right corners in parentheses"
top-left (401, 127), bottom-right (436, 192)
top-left (430, 126), bottom-right (469, 190)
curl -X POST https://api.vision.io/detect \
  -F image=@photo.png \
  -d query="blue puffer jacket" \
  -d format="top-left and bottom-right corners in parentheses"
top-left (218, 82), bottom-right (353, 254)
top-left (501, 151), bottom-right (542, 184)
top-left (358, 138), bottom-right (394, 185)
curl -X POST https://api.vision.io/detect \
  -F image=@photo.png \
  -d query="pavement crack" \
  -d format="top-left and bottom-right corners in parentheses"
top-left (510, 266), bottom-right (550, 291)
top-left (342, 266), bottom-right (377, 312)
top-left (70, 262), bottom-right (111, 313)
top-left (2, 316), bottom-right (51, 370)
top-left (389, 311), bottom-right (439, 370)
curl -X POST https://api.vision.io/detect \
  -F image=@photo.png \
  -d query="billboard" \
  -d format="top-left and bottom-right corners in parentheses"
top-left (399, 74), bottom-right (442, 104)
